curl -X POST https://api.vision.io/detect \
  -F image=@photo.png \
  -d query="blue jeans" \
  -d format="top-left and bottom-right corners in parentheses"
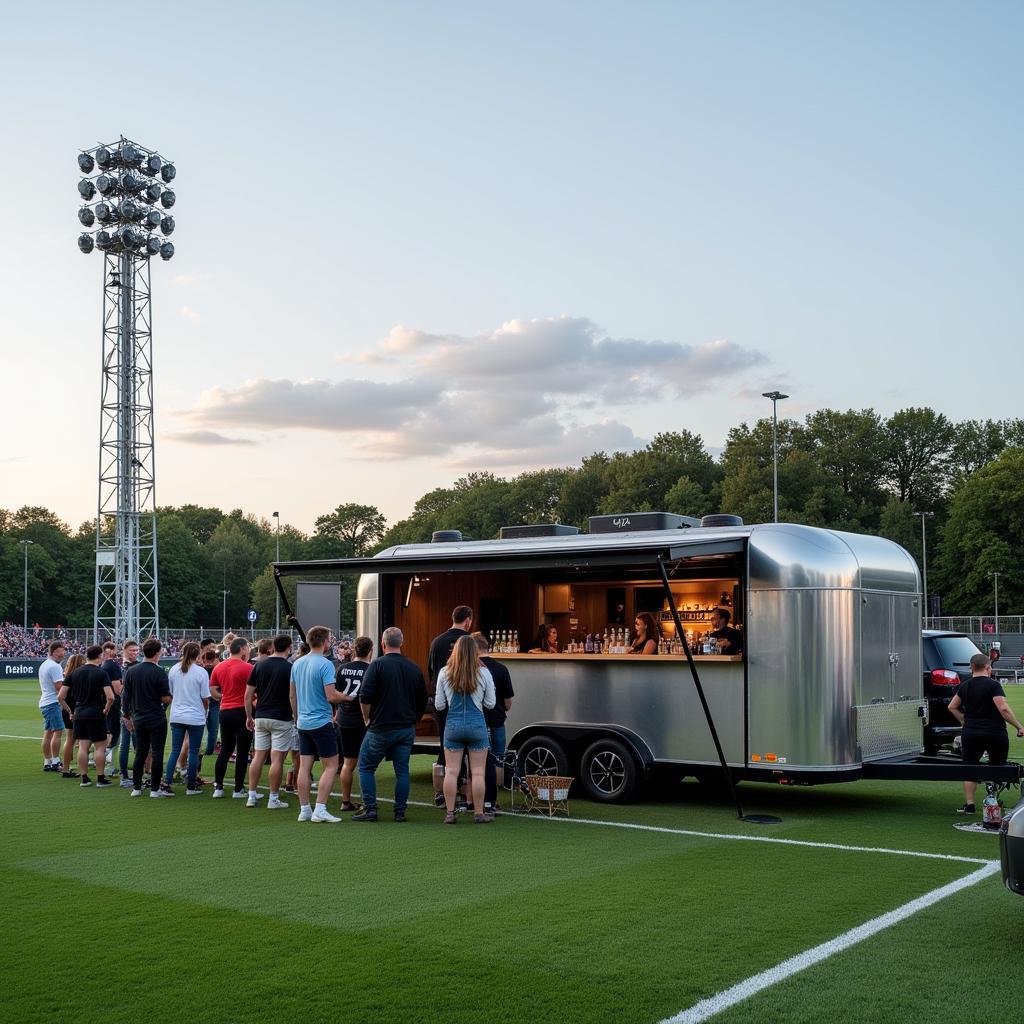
top-left (489, 725), bottom-right (507, 758)
top-left (358, 726), bottom-right (415, 814)
top-left (164, 722), bottom-right (205, 787)
top-left (204, 699), bottom-right (220, 755)
top-left (118, 721), bottom-right (136, 778)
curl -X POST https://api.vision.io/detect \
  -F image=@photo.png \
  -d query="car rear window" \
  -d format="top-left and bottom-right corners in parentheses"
top-left (931, 636), bottom-right (982, 667)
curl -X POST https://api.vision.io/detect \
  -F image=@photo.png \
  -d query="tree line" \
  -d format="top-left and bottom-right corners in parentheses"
top-left (2, 407), bottom-right (1021, 628)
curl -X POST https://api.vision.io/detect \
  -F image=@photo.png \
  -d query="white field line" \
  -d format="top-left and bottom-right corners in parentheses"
top-left (0, 734), bottom-right (40, 741)
top-left (659, 860), bottom-right (1000, 1024)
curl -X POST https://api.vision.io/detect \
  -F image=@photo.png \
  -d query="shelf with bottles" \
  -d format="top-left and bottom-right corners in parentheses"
top-left (658, 610), bottom-right (715, 623)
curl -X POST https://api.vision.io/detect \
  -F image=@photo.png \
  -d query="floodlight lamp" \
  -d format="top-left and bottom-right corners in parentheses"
top-left (96, 230), bottom-right (113, 250)
top-left (160, 189), bottom-right (176, 209)
top-left (95, 201), bottom-right (115, 223)
top-left (142, 209), bottom-right (161, 228)
top-left (78, 233), bottom-right (95, 254)
top-left (159, 241), bottom-right (175, 260)
top-left (159, 215), bottom-right (175, 236)
top-left (78, 153), bottom-right (95, 173)
top-left (144, 182), bottom-right (162, 203)
top-left (119, 199), bottom-right (138, 221)
top-left (78, 178), bottom-right (96, 200)
top-left (144, 154), bottom-right (161, 175)
top-left (95, 147), bottom-right (112, 169)
top-left (120, 171), bottom-right (141, 195)
top-left (96, 174), bottom-right (117, 195)
top-left (119, 225), bottom-right (138, 248)
top-left (78, 207), bottom-right (96, 227)
top-left (160, 163), bottom-right (176, 183)
top-left (119, 143), bottom-right (140, 168)
top-left (144, 236), bottom-right (161, 256)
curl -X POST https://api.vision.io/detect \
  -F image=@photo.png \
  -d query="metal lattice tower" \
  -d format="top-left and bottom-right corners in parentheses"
top-left (77, 137), bottom-right (177, 643)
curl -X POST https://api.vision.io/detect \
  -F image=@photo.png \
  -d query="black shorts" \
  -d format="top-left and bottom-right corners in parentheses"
top-left (62, 707), bottom-right (74, 730)
top-left (337, 723), bottom-right (366, 759)
top-left (961, 731), bottom-right (1009, 765)
top-left (106, 696), bottom-right (121, 739)
top-left (298, 723), bottom-right (339, 759)
top-left (72, 715), bottom-right (108, 742)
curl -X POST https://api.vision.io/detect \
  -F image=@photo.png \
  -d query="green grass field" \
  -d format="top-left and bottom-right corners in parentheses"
top-left (3, 680), bottom-right (1022, 1024)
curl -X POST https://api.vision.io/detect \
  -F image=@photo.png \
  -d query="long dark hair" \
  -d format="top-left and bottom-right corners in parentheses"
top-left (532, 623), bottom-right (556, 653)
top-left (634, 612), bottom-right (660, 647)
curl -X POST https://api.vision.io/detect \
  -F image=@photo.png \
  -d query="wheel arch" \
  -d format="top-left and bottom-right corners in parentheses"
top-left (508, 723), bottom-right (655, 775)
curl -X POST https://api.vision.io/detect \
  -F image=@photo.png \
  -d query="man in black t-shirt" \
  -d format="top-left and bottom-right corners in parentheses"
top-left (710, 608), bottom-right (743, 655)
top-left (58, 645), bottom-right (115, 788)
top-left (427, 605), bottom-right (473, 786)
top-left (476, 633), bottom-right (515, 812)
top-left (101, 641), bottom-right (123, 772)
top-left (949, 652), bottom-right (1024, 813)
top-left (334, 636), bottom-right (373, 811)
top-left (123, 638), bottom-right (172, 797)
top-left (245, 634), bottom-right (295, 808)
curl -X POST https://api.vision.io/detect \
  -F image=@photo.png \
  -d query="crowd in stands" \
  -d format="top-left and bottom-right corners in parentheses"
top-left (1, 624), bottom-right (184, 659)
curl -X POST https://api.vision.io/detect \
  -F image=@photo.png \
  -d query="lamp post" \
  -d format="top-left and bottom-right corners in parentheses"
top-left (989, 571), bottom-right (1001, 635)
top-left (272, 511), bottom-right (280, 632)
top-left (221, 566), bottom-right (229, 636)
top-left (762, 391), bottom-right (789, 523)
top-left (914, 511), bottom-right (934, 626)
top-left (20, 539), bottom-right (34, 629)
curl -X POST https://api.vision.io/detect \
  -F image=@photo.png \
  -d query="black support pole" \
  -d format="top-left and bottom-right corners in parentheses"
top-left (273, 569), bottom-right (305, 642)
top-left (658, 555), bottom-right (778, 824)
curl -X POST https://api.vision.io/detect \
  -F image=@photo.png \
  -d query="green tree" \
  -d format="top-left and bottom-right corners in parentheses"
top-left (883, 407), bottom-right (955, 503)
top-left (557, 454), bottom-right (612, 529)
top-left (155, 512), bottom-right (208, 628)
top-left (313, 503), bottom-right (387, 558)
top-left (171, 505), bottom-right (224, 545)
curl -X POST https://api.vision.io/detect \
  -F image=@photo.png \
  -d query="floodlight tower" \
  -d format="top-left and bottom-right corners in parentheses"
top-left (77, 137), bottom-right (177, 643)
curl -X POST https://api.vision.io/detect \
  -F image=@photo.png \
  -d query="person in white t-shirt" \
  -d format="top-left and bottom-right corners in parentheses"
top-left (38, 641), bottom-right (67, 772)
top-left (161, 642), bottom-right (211, 795)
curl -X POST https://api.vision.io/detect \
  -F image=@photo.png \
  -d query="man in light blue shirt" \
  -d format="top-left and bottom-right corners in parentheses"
top-left (289, 625), bottom-right (347, 824)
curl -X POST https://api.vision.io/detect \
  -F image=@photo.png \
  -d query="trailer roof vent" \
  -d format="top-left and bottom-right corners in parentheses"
top-left (499, 523), bottom-right (580, 540)
top-left (431, 530), bottom-right (463, 543)
top-left (588, 512), bottom-right (696, 534)
top-left (700, 514), bottom-right (744, 528)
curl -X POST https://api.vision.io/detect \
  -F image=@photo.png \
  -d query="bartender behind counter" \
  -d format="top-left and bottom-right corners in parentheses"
top-left (527, 624), bottom-right (559, 653)
top-left (628, 613), bottom-right (660, 655)
top-left (710, 607), bottom-right (742, 654)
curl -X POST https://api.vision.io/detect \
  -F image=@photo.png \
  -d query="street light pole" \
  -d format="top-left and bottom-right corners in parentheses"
top-left (989, 572), bottom-right (1001, 635)
top-left (222, 566), bottom-right (229, 636)
top-left (20, 539), bottom-right (34, 629)
top-left (914, 511), bottom-right (934, 626)
top-left (762, 391), bottom-right (789, 523)
top-left (272, 511), bottom-right (280, 633)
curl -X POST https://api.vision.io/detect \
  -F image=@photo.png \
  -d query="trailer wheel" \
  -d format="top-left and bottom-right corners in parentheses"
top-left (517, 735), bottom-right (570, 779)
top-left (579, 738), bottom-right (638, 803)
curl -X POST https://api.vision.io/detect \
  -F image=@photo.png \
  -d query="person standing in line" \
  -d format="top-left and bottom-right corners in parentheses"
top-left (354, 627), bottom-right (428, 824)
top-left (100, 641), bottom-right (123, 773)
top-left (38, 640), bottom-right (66, 773)
top-left (198, 638), bottom-right (221, 760)
top-left (211, 637), bottom-right (256, 799)
top-left (58, 653), bottom-right (86, 779)
top-left (289, 625), bottom-right (347, 823)
top-left (334, 636), bottom-right (373, 812)
top-left (255, 637), bottom-right (274, 661)
top-left (117, 639), bottom-right (141, 786)
top-left (219, 632), bottom-right (236, 661)
top-left (473, 633), bottom-right (514, 814)
top-left (162, 642), bottom-right (210, 796)
top-left (950, 652), bottom-right (1024, 813)
top-left (59, 645), bottom-right (115, 788)
top-left (245, 634), bottom-right (295, 809)
top-left (122, 638), bottom-right (171, 799)
top-left (434, 634), bottom-right (495, 825)
top-left (427, 606), bottom-right (474, 805)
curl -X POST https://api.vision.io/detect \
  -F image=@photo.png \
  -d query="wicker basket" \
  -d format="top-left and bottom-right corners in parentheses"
top-left (523, 774), bottom-right (574, 817)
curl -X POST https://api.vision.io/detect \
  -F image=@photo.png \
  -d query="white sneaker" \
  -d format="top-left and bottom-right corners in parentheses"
top-left (311, 807), bottom-right (341, 823)
top-left (267, 796), bottom-right (289, 809)
top-left (245, 795), bottom-right (258, 807)
top-left (297, 807), bottom-right (313, 822)
top-left (130, 789), bottom-right (142, 797)
top-left (105, 750), bottom-right (113, 765)
top-left (231, 790), bottom-right (247, 799)
top-left (212, 789), bottom-right (225, 799)
top-left (150, 790), bottom-right (171, 799)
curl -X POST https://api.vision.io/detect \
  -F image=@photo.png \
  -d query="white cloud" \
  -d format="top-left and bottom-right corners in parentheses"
top-left (179, 305), bottom-right (200, 320)
top-left (183, 316), bottom-right (767, 465)
top-left (165, 429), bottom-right (256, 447)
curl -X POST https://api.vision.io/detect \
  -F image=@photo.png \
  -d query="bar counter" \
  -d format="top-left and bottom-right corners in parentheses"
top-left (493, 653), bottom-right (743, 662)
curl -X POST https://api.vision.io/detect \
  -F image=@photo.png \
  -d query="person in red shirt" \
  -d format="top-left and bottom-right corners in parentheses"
top-left (210, 637), bottom-right (257, 799)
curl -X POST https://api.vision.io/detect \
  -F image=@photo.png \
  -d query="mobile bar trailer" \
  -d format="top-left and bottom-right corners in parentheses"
top-left (273, 514), bottom-right (1022, 810)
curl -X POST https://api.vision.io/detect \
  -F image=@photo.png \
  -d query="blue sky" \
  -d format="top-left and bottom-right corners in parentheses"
top-left (1, 1), bottom-right (1021, 531)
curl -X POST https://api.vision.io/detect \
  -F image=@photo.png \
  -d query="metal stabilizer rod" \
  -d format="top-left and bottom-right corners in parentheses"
top-left (657, 555), bottom-right (749, 822)
top-left (272, 569), bottom-right (305, 642)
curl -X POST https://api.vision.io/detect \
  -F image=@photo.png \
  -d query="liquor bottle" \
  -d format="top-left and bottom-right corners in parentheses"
top-left (584, 632), bottom-right (593, 654)
top-left (512, 630), bottom-right (519, 652)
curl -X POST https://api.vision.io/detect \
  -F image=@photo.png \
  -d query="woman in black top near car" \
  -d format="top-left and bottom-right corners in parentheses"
top-left (949, 652), bottom-right (1024, 814)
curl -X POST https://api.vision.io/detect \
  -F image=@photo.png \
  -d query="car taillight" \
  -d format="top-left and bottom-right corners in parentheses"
top-left (930, 669), bottom-right (960, 686)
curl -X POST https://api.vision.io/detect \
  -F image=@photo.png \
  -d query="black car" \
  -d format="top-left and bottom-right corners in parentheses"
top-left (922, 630), bottom-right (983, 755)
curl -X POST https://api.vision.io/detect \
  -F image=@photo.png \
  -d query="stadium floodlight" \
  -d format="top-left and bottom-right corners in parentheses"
top-left (76, 136), bottom-right (179, 645)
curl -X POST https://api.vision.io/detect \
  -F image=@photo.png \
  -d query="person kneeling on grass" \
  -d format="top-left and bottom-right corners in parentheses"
top-left (59, 645), bottom-right (115, 788)
top-left (435, 634), bottom-right (495, 825)
top-left (290, 625), bottom-right (348, 823)
top-left (354, 626), bottom-right (428, 824)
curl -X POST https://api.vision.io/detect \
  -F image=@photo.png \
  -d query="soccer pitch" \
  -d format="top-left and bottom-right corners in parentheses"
top-left (2, 679), bottom-right (1021, 1024)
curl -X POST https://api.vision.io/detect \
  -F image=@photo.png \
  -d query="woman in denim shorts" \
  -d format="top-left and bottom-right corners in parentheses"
top-left (434, 634), bottom-right (496, 824)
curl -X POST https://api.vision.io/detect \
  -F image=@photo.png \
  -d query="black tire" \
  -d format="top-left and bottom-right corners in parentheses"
top-left (517, 734), bottom-right (570, 779)
top-left (923, 741), bottom-right (940, 757)
top-left (579, 737), bottom-right (639, 803)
